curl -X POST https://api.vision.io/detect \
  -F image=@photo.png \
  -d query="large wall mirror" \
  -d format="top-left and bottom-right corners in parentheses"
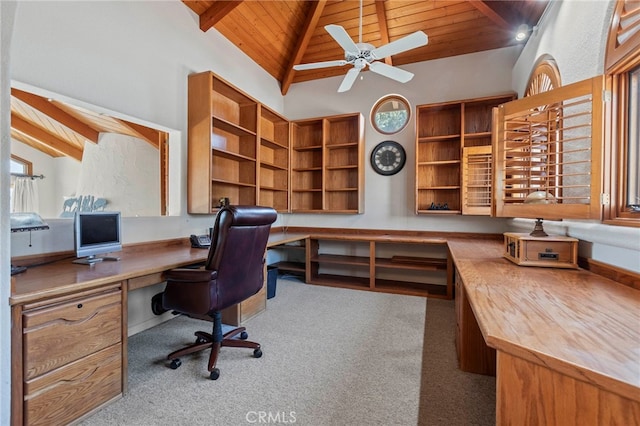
top-left (10, 82), bottom-right (172, 219)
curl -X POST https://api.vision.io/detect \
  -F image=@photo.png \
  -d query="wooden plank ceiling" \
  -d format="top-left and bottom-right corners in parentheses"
top-left (182, 0), bottom-right (550, 94)
top-left (12, 1), bottom-right (548, 160)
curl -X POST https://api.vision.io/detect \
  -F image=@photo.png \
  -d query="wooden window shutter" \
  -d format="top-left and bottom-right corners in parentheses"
top-left (606, 0), bottom-right (640, 73)
top-left (493, 76), bottom-right (607, 220)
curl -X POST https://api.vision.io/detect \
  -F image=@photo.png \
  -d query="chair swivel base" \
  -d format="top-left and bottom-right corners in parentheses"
top-left (167, 326), bottom-right (262, 380)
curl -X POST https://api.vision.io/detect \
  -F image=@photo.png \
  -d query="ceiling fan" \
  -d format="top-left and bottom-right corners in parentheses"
top-left (293, 0), bottom-right (428, 92)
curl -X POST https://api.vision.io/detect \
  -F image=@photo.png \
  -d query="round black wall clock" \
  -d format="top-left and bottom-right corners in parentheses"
top-left (370, 141), bottom-right (406, 176)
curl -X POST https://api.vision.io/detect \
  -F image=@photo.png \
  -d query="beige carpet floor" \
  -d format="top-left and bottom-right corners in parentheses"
top-left (80, 279), bottom-right (428, 425)
top-left (418, 298), bottom-right (496, 425)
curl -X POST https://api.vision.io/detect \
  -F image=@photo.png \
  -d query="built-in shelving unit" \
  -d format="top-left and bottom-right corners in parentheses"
top-left (188, 72), bottom-right (259, 213)
top-left (188, 72), bottom-right (363, 215)
top-left (188, 72), bottom-right (292, 213)
top-left (291, 119), bottom-right (324, 212)
top-left (416, 104), bottom-right (462, 214)
top-left (415, 94), bottom-right (515, 215)
top-left (307, 236), bottom-right (450, 298)
top-left (259, 106), bottom-right (290, 211)
top-left (374, 241), bottom-right (448, 297)
top-left (291, 113), bottom-right (364, 213)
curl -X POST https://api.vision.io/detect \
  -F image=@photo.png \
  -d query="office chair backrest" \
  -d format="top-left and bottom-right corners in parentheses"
top-left (204, 205), bottom-right (277, 309)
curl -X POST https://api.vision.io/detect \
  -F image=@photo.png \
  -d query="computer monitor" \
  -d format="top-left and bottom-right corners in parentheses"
top-left (73, 211), bottom-right (122, 264)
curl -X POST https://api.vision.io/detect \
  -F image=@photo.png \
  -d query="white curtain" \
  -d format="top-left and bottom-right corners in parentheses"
top-left (11, 176), bottom-right (39, 213)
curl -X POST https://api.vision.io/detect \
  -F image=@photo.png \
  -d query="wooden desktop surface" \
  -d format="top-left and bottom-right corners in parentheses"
top-left (10, 239), bottom-right (208, 305)
top-left (11, 234), bottom-right (309, 306)
top-left (447, 237), bottom-right (640, 415)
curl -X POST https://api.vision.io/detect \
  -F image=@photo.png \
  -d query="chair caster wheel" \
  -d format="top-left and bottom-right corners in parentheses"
top-left (253, 348), bottom-right (263, 358)
top-left (210, 368), bottom-right (220, 380)
top-left (240, 331), bottom-right (248, 340)
top-left (169, 359), bottom-right (182, 369)
top-left (195, 337), bottom-right (207, 344)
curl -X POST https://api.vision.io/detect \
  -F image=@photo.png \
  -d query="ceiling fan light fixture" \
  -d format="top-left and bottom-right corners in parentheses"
top-left (515, 24), bottom-right (530, 41)
top-left (293, 0), bottom-right (428, 93)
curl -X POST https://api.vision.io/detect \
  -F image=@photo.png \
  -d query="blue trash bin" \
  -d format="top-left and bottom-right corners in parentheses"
top-left (267, 266), bottom-right (278, 299)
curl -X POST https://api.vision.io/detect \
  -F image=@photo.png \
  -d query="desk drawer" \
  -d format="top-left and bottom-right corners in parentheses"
top-left (23, 289), bottom-right (122, 380)
top-left (24, 344), bottom-right (122, 426)
top-left (128, 272), bottom-right (165, 291)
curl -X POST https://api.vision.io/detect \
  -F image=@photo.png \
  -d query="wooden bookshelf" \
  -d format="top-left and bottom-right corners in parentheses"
top-left (188, 72), bottom-right (258, 213)
top-left (188, 72), bottom-right (290, 213)
top-left (415, 94), bottom-right (515, 215)
top-left (291, 113), bottom-right (363, 213)
top-left (259, 106), bottom-right (290, 211)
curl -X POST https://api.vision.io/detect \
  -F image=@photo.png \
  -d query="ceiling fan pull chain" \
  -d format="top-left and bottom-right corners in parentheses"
top-left (358, 0), bottom-right (363, 44)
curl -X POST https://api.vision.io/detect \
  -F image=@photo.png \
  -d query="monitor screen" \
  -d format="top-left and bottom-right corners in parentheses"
top-left (74, 211), bottom-right (122, 263)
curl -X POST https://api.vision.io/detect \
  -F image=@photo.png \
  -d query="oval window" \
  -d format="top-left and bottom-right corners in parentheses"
top-left (371, 95), bottom-right (411, 135)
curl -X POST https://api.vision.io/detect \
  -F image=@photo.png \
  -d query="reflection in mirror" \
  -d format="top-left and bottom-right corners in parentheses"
top-left (9, 83), bottom-right (169, 218)
top-left (371, 94), bottom-right (411, 135)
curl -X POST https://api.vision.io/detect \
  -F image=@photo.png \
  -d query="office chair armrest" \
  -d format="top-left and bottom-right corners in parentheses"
top-left (164, 269), bottom-right (217, 283)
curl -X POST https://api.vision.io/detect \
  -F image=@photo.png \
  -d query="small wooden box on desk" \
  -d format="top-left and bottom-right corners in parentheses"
top-left (503, 232), bottom-right (578, 269)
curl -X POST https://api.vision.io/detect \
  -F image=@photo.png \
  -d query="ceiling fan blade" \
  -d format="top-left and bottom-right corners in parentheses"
top-left (293, 60), bottom-right (348, 71)
top-left (338, 67), bottom-right (361, 92)
top-left (371, 31), bottom-right (428, 60)
top-left (325, 24), bottom-right (359, 54)
top-left (368, 62), bottom-right (414, 83)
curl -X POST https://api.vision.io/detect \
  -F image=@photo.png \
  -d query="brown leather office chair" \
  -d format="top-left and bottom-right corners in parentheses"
top-left (152, 205), bottom-right (277, 380)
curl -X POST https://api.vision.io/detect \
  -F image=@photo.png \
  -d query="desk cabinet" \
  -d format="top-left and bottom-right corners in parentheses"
top-left (222, 285), bottom-right (266, 326)
top-left (16, 284), bottom-right (123, 425)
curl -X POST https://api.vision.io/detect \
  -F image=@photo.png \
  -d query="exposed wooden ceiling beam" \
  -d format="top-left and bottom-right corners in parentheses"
top-left (281, 0), bottom-right (327, 95)
top-left (118, 120), bottom-right (163, 149)
top-left (11, 88), bottom-right (100, 144)
top-left (200, 0), bottom-right (244, 32)
top-left (467, 1), bottom-right (512, 30)
top-left (11, 113), bottom-right (83, 161)
top-left (10, 129), bottom-right (64, 158)
top-left (375, 0), bottom-right (392, 66)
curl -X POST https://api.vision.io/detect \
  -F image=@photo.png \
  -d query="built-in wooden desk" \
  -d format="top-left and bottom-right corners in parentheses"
top-left (447, 238), bottom-right (640, 425)
top-left (10, 235), bottom-right (297, 426)
top-left (11, 231), bottom-right (639, 425)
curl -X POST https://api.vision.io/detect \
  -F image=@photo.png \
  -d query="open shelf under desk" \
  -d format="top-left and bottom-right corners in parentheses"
top-left (308, 273), bottom-right (370, 290)
top-left (307, 274), bottom-right (447, 298)
top-left (375, 256), bottom-right (447, 271)
top-left (312, 254), bottom-right (370, 267)
top-left (374, 279), bottom-right (447, 298)
top-left (271, 261), bottom-right (305, 274)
